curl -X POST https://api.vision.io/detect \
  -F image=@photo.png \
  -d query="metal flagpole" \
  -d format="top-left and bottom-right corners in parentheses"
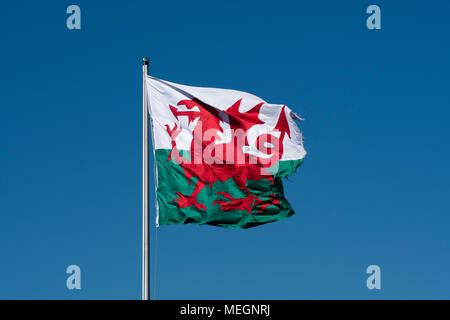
top-left (142, 57), bottom-right (150, 300)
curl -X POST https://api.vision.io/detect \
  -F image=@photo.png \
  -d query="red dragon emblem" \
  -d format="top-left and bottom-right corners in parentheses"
top-left (164, 98), bottom-right (291, 213)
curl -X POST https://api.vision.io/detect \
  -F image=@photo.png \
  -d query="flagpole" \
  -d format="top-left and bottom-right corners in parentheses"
top-left (142, 57), bottom-right (150, 300)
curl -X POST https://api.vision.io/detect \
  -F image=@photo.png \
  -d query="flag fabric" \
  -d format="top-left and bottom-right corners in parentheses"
top-left (145, 76), bottom-right (306, 228)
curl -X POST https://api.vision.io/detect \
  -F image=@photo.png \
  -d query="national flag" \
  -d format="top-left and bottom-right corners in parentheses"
top-left (145, 76), bottom-right (306, 228)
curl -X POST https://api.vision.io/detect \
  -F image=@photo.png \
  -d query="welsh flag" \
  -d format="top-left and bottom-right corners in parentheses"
top-left (145, 76), bottom-right (306, 228)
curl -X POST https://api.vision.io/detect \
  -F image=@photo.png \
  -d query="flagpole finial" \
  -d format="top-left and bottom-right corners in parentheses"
top-left (143, 57), bottom-right (149, 65)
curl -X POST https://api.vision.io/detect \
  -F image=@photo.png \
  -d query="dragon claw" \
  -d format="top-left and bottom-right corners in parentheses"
top-left (213, 192), bottom-right (254, 213)
top-left (174, 192), bottom-right (206, 211)
top-left (165, 124), bottom-right (181, 140)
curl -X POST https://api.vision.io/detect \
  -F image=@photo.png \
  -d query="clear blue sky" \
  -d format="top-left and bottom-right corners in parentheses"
top-left (1, 0), bottom-right (449, 299)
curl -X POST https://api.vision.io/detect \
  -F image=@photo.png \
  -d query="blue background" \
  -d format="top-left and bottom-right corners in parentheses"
top-left (1, 1), bottom-right (449, 299)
